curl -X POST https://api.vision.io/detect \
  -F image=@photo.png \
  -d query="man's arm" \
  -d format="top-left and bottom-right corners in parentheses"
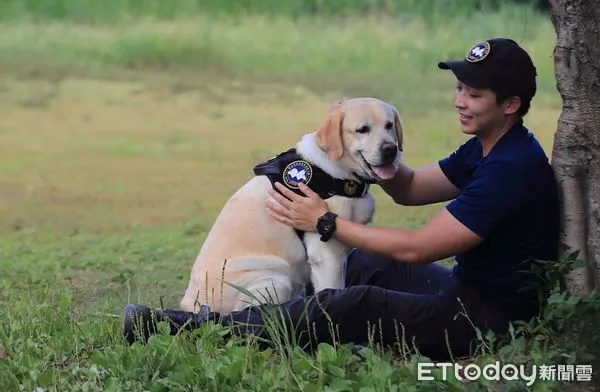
top-left (339, 160), bottom-right (534, 263)
top-left (332, 207), bottom-right (483, 263)
top-left (380, 162), bottom-right (461, 206)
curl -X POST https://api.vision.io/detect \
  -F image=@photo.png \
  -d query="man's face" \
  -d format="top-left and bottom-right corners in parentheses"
top-left (453, 81), bottom-right (517, 136)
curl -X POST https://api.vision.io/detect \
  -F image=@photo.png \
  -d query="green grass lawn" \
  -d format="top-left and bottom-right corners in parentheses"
top-left (1, 3), bottom-right (596, 391)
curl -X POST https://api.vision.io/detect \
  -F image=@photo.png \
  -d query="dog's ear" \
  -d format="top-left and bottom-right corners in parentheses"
top-left (393, 108), bottom-right (404, 152)
top-left (316, 103), bottom-right (345, 160)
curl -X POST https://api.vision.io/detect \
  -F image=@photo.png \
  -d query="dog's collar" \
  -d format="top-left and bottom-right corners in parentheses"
top-left (253, 148), bottom-right (370, 200)
top-left (352, 171), bottom-right (379, 185)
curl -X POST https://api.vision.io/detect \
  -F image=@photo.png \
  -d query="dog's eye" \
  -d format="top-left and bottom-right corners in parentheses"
top-left (356, 125), bottom-right (370, 134)
top-left (385, 121), bottom-right (394, 130)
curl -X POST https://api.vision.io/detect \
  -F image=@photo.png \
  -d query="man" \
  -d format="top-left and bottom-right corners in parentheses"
top-left (123, 38), bottom-right (560, 360)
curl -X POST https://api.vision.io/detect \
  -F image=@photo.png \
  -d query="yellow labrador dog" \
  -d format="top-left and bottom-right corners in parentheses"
top-left (180, 97), bottom-right (404, 314)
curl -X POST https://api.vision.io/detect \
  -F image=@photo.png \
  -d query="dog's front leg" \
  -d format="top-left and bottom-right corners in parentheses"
top-left (304, 233), bottom-right (351, 293)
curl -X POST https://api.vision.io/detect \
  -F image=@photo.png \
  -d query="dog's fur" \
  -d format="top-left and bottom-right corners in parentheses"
top-left (180, 97), bottom-right (404, 314)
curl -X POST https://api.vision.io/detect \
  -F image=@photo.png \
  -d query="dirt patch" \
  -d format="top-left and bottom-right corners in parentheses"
top-left (0, 345), bottom-right (13, 360)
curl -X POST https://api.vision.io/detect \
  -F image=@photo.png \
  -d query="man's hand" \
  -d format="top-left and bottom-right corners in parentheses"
top-left (265, 182), bottom-right (329, 232)
top-left (382, 162), bottom-right (460, 206)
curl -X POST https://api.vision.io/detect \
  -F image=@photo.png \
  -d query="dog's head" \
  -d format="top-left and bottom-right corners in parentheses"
top-left (316, 97), bottom-right (404, 183)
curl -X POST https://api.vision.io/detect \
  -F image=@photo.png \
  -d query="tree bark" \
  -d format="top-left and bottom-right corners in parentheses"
top-left (549, 0), bottom-right (600, 296)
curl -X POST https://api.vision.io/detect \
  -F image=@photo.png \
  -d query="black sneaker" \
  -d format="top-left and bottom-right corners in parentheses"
top-left (123, 304), bottom-right (212, 345)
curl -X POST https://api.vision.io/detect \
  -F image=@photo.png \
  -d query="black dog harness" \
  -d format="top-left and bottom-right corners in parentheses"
top-left (253, 148), bottom-right (370, 240)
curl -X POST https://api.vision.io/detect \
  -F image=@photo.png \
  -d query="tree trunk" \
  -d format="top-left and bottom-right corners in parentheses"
top-left (549, 0), bottom-right (600, 296)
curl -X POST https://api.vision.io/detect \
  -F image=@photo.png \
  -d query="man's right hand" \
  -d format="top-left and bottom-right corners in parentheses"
top-left (380, 162), bottom-right (460, 206)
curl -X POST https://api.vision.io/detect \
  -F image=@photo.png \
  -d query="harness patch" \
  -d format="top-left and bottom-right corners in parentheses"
top-left (283, 160), bottom-right (313, 189)
top-left (343, 181), bottom-right (359, 196)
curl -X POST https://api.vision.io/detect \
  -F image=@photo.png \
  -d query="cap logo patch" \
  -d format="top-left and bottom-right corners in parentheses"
top-left (283, 160), bottom-right (313, 188)
top-left (466, 41), bottom-right (490, 63)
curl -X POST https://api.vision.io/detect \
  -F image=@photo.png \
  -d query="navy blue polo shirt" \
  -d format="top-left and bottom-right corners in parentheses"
top-left (438, 121), bottom-right (560, 313)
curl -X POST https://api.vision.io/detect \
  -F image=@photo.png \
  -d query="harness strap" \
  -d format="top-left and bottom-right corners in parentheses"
top-left (253, 148), bottom-right (370, 243)
top-left (253, 148), bottom-right (370, 200)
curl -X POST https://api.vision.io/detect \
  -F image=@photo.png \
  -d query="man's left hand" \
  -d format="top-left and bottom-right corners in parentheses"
top-left (266, 182), bottom-right (329, 232)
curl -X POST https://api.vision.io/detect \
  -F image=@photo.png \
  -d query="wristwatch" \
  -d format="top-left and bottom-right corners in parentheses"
top-left (316, 212), bottom-right (338, 242)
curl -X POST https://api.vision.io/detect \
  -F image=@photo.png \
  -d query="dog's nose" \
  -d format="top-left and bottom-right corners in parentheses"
top-left (380, 143), bottom-right (398, 164)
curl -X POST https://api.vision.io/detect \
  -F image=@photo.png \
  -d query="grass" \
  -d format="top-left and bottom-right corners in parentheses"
top-left (0, 4), bottom-right (558, 104)
top-left (0, 0), bottom-right (537, 23)
top-left (1, 1), bottom-right (598, 391)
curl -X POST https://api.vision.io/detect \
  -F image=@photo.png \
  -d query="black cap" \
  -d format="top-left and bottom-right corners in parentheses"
top-left (438, 38), bottom-right (537, 100)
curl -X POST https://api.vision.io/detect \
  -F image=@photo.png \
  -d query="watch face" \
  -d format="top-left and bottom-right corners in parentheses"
top-left (322, 222), bottom-right (332, 232)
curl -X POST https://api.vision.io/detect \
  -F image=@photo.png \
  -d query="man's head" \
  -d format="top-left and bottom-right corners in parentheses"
top-left (438, 38), bottom-right (537, 117)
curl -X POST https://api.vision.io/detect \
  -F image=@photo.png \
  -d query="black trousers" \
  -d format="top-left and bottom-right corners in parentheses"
top-left (215, 249), bottom-right (521, 361)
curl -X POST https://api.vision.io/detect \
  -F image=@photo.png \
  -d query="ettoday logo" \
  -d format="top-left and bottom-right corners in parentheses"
top-left (417, 361), bottom-right (593, 386)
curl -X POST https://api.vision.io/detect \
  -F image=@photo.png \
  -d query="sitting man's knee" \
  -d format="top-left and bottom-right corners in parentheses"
top-left (313, 285), bottom-right (382, 316)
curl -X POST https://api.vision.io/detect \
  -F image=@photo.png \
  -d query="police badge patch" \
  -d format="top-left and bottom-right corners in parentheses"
top-left (283, 160), bottom-right (313, 189)
top-left (466, 41), bottom-right (490, 63)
